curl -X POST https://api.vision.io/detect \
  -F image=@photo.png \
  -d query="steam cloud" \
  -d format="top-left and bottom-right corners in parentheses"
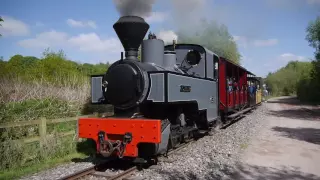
top-left (113, 0), bottom-right (157, 17)
top-left (170, 0), bottom-right (208, 32)
top-left (157, 30), bottom-right (178, 44)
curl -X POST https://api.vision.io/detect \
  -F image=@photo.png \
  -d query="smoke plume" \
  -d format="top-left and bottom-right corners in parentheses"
top-left (169, 0), bottom-right (208, 33)
top-left (113, 0), bottom-right (157, 17)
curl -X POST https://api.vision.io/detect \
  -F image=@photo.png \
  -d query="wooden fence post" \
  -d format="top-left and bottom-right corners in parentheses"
top-left (39, 117), bottom-right (47, 148)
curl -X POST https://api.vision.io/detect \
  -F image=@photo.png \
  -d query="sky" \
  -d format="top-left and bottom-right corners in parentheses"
top-left (0, 0), bottom-right (319, 77)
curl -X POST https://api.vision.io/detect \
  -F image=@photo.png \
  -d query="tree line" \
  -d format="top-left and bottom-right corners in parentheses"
top-left (265, 61), bottom-right (313, 96)
top-left (0, 49), bottom-right (110, 87)
top-left (265, 16), bottom-right (320, 103)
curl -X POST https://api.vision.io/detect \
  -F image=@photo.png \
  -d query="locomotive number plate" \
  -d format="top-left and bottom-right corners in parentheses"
top-left (180, 85), bottom-right (191, 92)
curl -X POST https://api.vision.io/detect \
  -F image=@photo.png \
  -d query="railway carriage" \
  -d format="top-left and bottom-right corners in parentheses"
top-left (218, 57), bottom-right (262, 120)
top-left (77, 15), bottom-right (262, 163)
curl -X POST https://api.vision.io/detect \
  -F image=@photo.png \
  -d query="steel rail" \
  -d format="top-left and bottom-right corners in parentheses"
top-left (58, 166), bottom-right (96, 180)
top-left (107, 166), bottom-right (138, 180)
top-left (59, 139), bottom-right (194, 180)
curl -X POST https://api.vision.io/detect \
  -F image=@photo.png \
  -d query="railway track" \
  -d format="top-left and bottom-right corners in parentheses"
top-left (59, 141), bottom-right (194, 180)
top-left (57, 111), bottom-right (245, 180)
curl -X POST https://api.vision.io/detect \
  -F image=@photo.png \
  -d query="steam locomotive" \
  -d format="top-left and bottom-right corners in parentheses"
top-left (77, 16), bottom-right (262, 163)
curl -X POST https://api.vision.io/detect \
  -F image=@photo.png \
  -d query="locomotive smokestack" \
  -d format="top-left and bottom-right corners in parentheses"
top-left (113, 16), bottom-right (149, 60)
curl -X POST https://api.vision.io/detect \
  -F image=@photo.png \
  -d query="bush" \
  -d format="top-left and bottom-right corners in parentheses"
top-left (297, 76), bottom-right (320, 103)
top-left (0, 140), bottom-right (24, 170)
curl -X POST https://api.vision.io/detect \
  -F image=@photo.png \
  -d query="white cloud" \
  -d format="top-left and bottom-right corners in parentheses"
top-left (18, 30), bottom-right (123, 54)
top-left (18, 30), bottom-right (68, 48)
top-left (0, 16), bottom-right (29, 36)
top-left (66, 19), bottom-right (97, 29)
top-left (145, 12), bottom-right (168, 23)
top-left (233, 35), bottom-right (279, 48)
top-left (157, 30), bottom-right (178, 45)
top-left (279, 53), bottom-right (308, 62)
top-left (68, 33), bottom-right (122, 53)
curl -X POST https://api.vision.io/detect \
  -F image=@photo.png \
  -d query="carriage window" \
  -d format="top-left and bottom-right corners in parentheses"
top-left (213, 55), bottom-right (219, 80)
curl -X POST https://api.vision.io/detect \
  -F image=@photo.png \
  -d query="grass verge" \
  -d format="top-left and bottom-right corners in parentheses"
top-left (0, 152), bottom-right (88, 180)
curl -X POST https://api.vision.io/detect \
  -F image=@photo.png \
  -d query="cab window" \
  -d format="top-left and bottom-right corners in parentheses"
top-left (213, 55), bottom-right (219, 80)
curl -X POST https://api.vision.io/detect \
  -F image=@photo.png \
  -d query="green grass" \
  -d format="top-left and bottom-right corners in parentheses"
top-left (0, 97), bottom-right (108, 179)
top-left (0, 152), bottom-right (88, 180)
top-left (0, 138), bottom-right (96, 180)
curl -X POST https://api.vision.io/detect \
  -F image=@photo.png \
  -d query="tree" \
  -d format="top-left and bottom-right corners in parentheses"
top-left (306, 17), bottom-right (320, 55)
top-left (306, 16), bottom-right (320, 78)
top-left (295, 16), bottom-right (320, 102)
top-left (177, 20), bottom-right (241, 64)
top-left (0, 56), bottom-right (6, 77)
top-left (0, 16), bottom-right (3, 37)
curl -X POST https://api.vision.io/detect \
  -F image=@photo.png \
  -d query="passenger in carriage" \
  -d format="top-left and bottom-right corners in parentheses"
top-left (253, 84), bottom-right (257, 92)
top-left (249, 82), bottom-right (254, 97)
top-left (227, 77), bottom-right (233, 92)
top-left (232, 77), bottom-right (238, 91)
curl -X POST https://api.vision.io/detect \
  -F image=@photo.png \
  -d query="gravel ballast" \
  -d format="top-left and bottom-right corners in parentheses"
top-left (19, 161), bottom-right (95, 180)
top-left (19, 104), bottom-right (267, 180)
top-left (134, 104), bottom-right (267, 180)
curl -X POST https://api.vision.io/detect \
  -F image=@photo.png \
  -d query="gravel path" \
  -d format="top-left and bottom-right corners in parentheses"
top-left (236, 96), bottom-right (320, 180)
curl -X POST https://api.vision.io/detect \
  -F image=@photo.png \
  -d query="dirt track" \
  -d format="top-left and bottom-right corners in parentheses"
top-left (236, 96), bottom-right (320, 180)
